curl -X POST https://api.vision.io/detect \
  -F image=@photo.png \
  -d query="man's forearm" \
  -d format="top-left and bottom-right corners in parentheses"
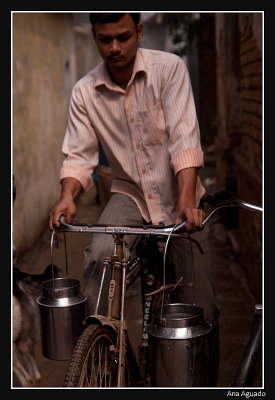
top-left (61, 177), bottom-right (83, 200)
top-left (176, 167), bottom-right (198, 207)
top-left (175, 167), bottom-right (204, 230)
top-left (49, 177), bottom-right (83, 229)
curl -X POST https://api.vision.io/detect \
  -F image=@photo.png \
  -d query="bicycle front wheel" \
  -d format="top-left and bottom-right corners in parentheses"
top-left (64, 324), bottom-right (118, 387)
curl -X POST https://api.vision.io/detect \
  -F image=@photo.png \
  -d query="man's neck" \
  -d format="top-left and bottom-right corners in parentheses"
top-left (107, 57), bottom-right (136, 89)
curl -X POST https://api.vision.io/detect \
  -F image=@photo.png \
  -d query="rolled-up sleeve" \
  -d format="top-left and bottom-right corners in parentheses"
top-left (60, 84), bottom-right (99, 191)
top-left (161, 56), bottom-right (204, 174)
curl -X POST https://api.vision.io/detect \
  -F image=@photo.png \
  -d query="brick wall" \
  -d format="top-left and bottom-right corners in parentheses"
top-left (236, 14), bottom-right (262, 302)
top-left (197, 13), bottom-right (217, 149)
top-left (238, 13), bottom-right (262, 189)
top-left (215, 13), bottom-right (262, 302)
top-left (215, 13), bottom-right (242, 191)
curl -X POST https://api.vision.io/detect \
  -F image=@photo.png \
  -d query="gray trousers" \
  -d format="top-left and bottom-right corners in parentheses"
top-left (83, 192), bottom-right (220, 385)
top-left (83, 193), bottom-right (144, 315)
top-left (83, 193), bottom-right (219, 324)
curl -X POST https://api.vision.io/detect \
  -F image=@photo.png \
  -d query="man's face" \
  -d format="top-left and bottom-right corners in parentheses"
top-left (92, 14), bottom-right (143, 71)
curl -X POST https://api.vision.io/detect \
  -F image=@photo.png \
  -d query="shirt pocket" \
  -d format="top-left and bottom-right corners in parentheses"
top-left (138, 100), bottom-right (168, 145)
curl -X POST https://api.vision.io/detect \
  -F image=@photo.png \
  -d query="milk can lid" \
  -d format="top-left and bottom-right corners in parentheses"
top-left (146, 303), bottom-right (212, 339)
top-left (37, 277), bottom-right (87, 307)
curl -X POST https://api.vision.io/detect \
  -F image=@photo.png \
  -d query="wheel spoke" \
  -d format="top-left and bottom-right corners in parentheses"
top-left (90, 347), bottom-right (95, 386)
top-left (88, 332), bottom-right (113, 387)
top-left (64, 325), bottom-right (122, 388)
top-left (98, 342), bottom-right (103, 385)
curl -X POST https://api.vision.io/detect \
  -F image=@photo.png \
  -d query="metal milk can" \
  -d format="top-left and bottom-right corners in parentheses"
top-left (146, 303), bottom-right (212, 387)
top-left (37, 276), bottom-right (87, 361)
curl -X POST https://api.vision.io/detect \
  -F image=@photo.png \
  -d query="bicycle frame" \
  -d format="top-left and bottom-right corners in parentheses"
top-left (232, 304), bottom-right (262, 386)
top-left (84, 233), bottom-right (130, 386)
top-left (89, 234), bottom-right (169, 386)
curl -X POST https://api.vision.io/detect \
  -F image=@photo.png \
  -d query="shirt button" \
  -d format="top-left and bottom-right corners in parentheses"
top-left (136, 144), bottom-right (140, 149)
top-left (142, 169), bottom-right (146, 174)
top-left (148, 194), bottom-right (152, 199)
top-left (130, 117), bottom-right (134, 123)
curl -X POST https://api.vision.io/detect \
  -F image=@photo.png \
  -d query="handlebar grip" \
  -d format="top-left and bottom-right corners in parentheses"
top-left (59, 215), bottom-right (70, 228)
top-left (59, 215), bottom-right (66, 224)
top-left (204, 188), bottom-right (232, 204)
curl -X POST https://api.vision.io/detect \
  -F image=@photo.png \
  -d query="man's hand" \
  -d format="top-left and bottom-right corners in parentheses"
top-left (49, 197), bottom-right (76, 230)
top-left (175, 205), bottom-right (205, 233)
top-left (49, 177), bottom-right (83, 230)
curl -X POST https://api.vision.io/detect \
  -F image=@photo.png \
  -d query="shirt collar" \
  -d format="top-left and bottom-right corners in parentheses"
top-left (95, 48), bottom-right (147, 91)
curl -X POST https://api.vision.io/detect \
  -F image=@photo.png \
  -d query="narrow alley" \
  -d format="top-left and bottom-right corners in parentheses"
top-left (12, 11), bottom-right (263, 392)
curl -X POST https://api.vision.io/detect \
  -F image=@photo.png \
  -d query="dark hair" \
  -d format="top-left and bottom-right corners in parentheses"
top-left (89, 13), bottom-right (140, 27)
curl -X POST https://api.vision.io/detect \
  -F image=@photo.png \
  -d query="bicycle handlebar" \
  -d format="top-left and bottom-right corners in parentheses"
top-left (56, 188), bottom-right (262, 236)
top-left (203, 188), bottom-right (262, 214)
top-left (58, 215), bottom-right (184, 237)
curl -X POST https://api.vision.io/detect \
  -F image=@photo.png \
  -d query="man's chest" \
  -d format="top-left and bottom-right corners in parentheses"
top-left (89, 83), bottom-right (167, 146)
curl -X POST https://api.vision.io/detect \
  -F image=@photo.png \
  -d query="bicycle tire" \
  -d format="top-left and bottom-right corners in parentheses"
top-left (63, 324), bottom-right (118, 387)
top-left (232, 317), bottom-right (262, 387)
top-left (63, 323), bottom-right (143, 387)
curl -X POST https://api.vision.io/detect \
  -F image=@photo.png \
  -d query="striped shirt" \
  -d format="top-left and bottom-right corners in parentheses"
top-left (60, 48), bottom-right (205, 225)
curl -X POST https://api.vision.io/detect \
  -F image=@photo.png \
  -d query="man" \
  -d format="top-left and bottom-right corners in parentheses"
top-left (49, 13), bottom-right (219, 384)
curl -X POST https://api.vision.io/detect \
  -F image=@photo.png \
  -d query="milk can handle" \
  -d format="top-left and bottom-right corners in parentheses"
top-left (161, 226), bottom-right (195, 320)
top-left (50, 229), bottom-right (69, 279)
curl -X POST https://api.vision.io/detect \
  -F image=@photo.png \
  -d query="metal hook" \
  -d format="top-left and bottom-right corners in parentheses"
top-left (63, 232), bottom-right (69, 276)
top-left (50, 229), bottom-right (69, 278)
top-left (50, 230), bottom-right (56, 280)
top-left (161, 226), bottom-right (175, 318)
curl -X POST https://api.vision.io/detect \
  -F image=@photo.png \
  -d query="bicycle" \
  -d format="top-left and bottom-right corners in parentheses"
top-left (53, 188), bottom-right (262, 388)
top-left (202, 188), bottom-right (263, 388)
